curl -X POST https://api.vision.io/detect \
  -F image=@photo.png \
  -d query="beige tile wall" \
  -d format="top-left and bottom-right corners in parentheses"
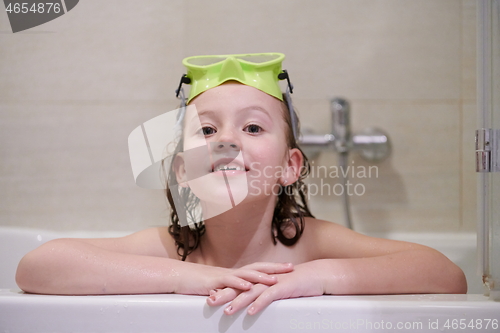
top-left (0, 0), bottom-right (477, 233)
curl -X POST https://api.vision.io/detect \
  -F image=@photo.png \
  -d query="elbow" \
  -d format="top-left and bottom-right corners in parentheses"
top-left (445, 263), bottom-right (468, 294)
top-left (15, 239), bottom-right (68, 294)
top-left (411, 247), bottom-right (468, 294)
top-left (429, 250), bottom-right (468, 294)
top-left (16, 252), bottom-right (39, 293)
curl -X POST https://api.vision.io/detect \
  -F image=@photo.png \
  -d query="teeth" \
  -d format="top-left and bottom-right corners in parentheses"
top-left (214, 164), bottom-right (244, 172)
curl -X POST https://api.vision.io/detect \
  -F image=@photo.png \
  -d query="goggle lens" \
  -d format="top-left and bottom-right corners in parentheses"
top-left (184, 53), bottom-right (283, 67)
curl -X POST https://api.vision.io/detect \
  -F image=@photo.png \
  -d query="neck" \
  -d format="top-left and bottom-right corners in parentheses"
top-left (197, 196), bottom-right (278, 268)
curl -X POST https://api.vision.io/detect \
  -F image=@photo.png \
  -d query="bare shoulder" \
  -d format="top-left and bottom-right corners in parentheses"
top-left (302, 217), bottom-right (427, 259)
top-left (78, 227), bottom-right (179, 259)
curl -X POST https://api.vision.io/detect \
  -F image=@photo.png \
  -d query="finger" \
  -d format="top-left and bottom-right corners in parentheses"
top-left (224, 284), bottom-right (269, 315)
top-left (243, 262), bottom-right (294, 274)
top-left (233, 270), bottom-right (278, 286)
top-left (209, 288), bottom-right (223, 296)
top-left (247, 286), bottom-right (280, 315)
top-left (221, 275), bottom-right (254, 291)
top-left (207, 288), bottom-right (239, 306)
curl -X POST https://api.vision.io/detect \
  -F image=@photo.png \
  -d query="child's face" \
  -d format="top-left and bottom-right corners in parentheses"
top-left (175, 82), bottom-right (301, 215)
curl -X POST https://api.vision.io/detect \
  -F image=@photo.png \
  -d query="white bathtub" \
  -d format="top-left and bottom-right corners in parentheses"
top-left (1, 227), bottom-right (499, 333)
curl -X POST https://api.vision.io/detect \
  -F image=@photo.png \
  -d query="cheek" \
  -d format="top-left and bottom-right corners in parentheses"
top-left (181, 144), bottom-right (212, 180)
top-left (250, 148), bottom-right (288, 178)
top-left (259, 141), bottom-right (287, 163)
top-left (270, 139), bottom-right (290, 165)
top-left (183, 136), bottom-right (207, 151)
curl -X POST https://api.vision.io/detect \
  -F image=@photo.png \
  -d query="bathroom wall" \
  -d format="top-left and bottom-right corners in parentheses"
top-left (0, 0), bottom-right (477, 233)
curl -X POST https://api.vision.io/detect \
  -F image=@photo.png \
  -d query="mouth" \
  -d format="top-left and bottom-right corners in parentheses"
top-left (211, 158), bottom-right (248, 173)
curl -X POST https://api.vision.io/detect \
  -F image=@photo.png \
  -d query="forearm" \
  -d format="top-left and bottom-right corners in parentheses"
top-left (316, 249), bottom-right (467, 295)
top-left (15, 238), bottom-right (197, 295)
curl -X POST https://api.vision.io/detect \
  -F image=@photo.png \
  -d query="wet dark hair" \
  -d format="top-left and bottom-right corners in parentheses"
top-left (165, 93), bottom-right (314, 260)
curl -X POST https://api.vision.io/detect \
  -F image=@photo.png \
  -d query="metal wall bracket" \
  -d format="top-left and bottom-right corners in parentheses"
top-left (476, 128), bottom-right (500, 172)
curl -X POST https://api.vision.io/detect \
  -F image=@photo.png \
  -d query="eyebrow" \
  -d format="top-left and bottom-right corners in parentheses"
top-left (194, 109), bottom-right (216, 119)
top-left (182, 109), bottom-right (208, 126)
top-left (193, 106), bottom-right (272, 120)
top-left (240, 106), bottom-right (272, 119)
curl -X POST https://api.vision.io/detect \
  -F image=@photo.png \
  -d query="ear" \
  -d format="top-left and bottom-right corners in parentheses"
top-left (282, 148), bottom-right (303, 185)
top-left (173, 153), bottom-right (189, 188)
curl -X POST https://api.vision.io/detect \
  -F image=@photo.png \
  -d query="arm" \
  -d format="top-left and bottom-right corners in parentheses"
top-left (17, 237), bottom-right (186, 295)
top-left (208, 220), bottom-right (467, 314)
top-left (318, 247), bottom-right (467, 295)
top-left (247, 248), bottom-right (465, 314)
top-left (307, 219), bottom-right (467, 295)
top-left (210, 250), bottom-right (466, 315)
top-left (15, 228), bottom-right (292, 295)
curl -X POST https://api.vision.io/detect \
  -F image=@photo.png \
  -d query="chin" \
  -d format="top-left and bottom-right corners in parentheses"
top-left (188, 173), bottom-right (249, 217)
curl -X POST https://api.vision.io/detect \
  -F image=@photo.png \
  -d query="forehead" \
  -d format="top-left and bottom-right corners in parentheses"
top-left (189, 82), bottom-right (284, 116)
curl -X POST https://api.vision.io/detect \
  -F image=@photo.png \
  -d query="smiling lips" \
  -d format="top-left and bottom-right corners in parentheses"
top-left (211, 158), bottom-right (248, 173)
top-left (209, 158), bottom-right (247, 208)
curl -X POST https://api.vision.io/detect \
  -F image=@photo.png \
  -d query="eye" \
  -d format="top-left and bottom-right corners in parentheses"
top-left (201, 126), bottom-right (216, 136)
top-left (244, 124), bottom-right (262, 134)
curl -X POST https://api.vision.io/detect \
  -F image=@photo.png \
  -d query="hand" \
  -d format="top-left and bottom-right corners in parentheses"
top-left (176, 261), bottom-right (294, 295)
top-left (207, 261), bottom-right (325, 315)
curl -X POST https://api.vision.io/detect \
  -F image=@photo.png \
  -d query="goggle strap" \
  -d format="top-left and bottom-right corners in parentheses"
top-left (285, 85), bottom-right (298, 141)
top-left (175, 74), bottom-right (191, 98)
top-left (278, 69), bottom-right (294, 94)
top-left (175, 87), bottom-right (187, 130)
top-left (279, 70), bottom-right (298, 141)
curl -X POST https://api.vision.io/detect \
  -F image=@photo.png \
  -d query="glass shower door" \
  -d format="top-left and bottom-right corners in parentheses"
top-left (477, 0), bottom-right (500, 301)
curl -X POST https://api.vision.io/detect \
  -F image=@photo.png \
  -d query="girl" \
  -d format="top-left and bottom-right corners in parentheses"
top-left (16, 53), bottom-right (467, 316)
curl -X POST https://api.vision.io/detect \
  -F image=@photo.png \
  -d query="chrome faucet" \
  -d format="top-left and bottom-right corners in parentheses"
top-left (300, 98), bottom-right (391, 162)
top-left (299, 98), bottom-right (391, 229)
top-left (331, 98), bottom-right (351, 153)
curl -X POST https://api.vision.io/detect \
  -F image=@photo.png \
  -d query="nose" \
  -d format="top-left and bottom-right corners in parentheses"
top-left (211, 127), bottom-right (241, 152)
top-left (214, 142), bottom-right (239, 151)
top-left (209, 128), bottom-right (241, 161)
top-left (211, 142), bottom-right (240, 161)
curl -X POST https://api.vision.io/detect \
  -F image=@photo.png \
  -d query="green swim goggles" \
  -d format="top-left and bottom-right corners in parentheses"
top-left (175, 52), bottom-right (293, 104)
top-left (175, 52), bottom-right (297, 139)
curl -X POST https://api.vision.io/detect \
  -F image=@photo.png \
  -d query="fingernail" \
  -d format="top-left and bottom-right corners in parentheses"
top-left (208, 295), bottom-right (217, 302)
top-left (209, 289), bottom-right (216, 296)
top-left (248, 306), bottom-right (256, 315)
top-left (225, 305), bottom-right (233, 314)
